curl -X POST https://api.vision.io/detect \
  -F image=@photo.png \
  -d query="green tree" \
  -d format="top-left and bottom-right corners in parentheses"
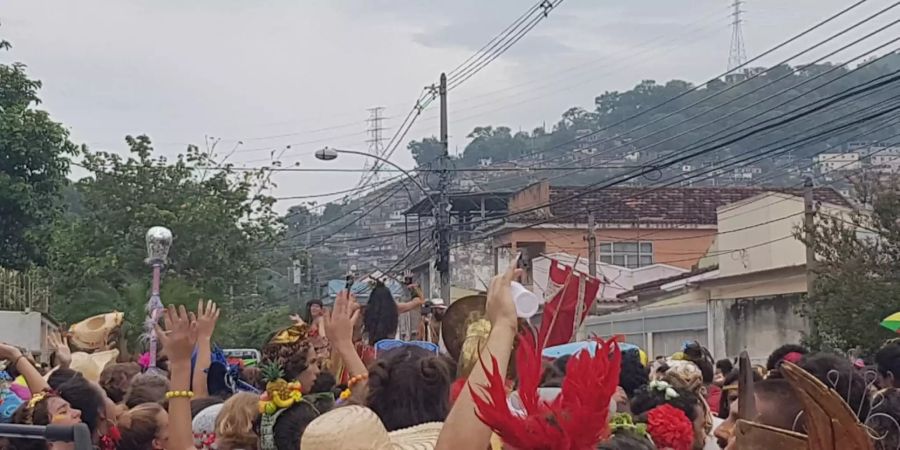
top-left (800, 178), bottom-right (900, 353)
top-left (408, 137), bottom-right (443, 167)
top-left (0, 39), bottom-right (80, 269)
top-left (49, 135), bottom-right (281, 334)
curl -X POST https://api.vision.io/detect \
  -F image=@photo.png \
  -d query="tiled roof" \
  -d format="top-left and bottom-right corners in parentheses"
top-left (541, 186), bottom-right (849, 225)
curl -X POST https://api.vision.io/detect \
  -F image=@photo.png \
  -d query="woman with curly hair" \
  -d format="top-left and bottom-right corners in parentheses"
top-left (260, 325), bottom-right (321, 394)
top-left (631, 382), bottom-right (706, 450)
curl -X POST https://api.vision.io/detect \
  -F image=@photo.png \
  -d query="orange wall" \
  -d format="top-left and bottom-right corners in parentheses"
top-left (495, 227), bottom-right (716, 270)
top-left (508, 182), bottom-right (550, 215)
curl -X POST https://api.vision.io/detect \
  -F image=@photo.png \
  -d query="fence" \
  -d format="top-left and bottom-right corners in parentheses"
top-left (0, 268), bottom-right (50, 313)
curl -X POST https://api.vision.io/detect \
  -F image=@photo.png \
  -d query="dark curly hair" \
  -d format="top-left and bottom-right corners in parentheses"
top-left (597, 429), bottom-right (656, 450)
top-left (363, 282), bottom-right (399, 345)
top-left (630, 385), bottom-right (701, 424)
top-left (870, 388), bottom-right (900, 450)
top-left (261, 328), bottom-right (314, 382)
top-left (366, 345), bottom-right (454, 431)
top-left (799, 352), bottom-right (871, 421)
top-left (273, 392), bottom-right (335, 450)
top-left (619, 349), bottom-right (649, 399)
top-left (766, 344), bottom-right (808, 375)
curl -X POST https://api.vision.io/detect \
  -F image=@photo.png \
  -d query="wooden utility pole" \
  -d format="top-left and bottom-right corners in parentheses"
top-left (804, 178), bottom-right (818, 341)
top-left (437, 73), bottom-right (451, 303)
top-left (574, 212), bottom-right (596, 341)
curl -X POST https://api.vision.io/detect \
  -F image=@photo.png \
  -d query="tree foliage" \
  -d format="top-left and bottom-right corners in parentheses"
top-left (0, 44), bottom-right (80, 269)
top-left (407, 55), bottom-right (900, 187)
top-left (49, 136), bottom-right (282, 340)
top-left (800, 178), bottom-right (900, 353)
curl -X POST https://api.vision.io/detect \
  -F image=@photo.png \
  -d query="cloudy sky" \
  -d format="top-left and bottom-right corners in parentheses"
top-left (3, 0), bottom-right (893, 211)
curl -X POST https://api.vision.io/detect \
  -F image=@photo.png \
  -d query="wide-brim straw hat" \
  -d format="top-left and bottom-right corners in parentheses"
top-left (70, 350), bottom-right (119, 382)
top-left (300, 405), bottom-right (442, 449)
top-left (69, 312), bottom-right (123, 351)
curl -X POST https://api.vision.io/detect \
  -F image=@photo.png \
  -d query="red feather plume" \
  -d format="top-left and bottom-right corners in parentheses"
top-left (471, 331), bottom-right (621, 450)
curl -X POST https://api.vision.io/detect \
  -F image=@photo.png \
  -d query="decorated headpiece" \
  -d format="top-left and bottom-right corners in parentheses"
top-left (255, 362), bottom-right (334, 450)
top-left (472, 332), bottom-right (621, 450)
top-left (608, 413), bottom-right (650, 442)
top-left (645, 404), bottom-right (694, 450)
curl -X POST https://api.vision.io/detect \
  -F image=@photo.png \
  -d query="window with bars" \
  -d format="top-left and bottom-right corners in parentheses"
top-left (598, 242), bottom-right (653, 268)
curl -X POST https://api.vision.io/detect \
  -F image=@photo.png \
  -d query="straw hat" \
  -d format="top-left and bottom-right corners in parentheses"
top-left (300, 405), bottom-right (442, 450)
top-left (69, 312), bottom-right (123, 352)
top-left (69, 350), bottom-right (119, 382)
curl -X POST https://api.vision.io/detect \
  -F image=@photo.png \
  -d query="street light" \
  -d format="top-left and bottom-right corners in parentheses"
top-left (315, 147), bottom-right (436, 206)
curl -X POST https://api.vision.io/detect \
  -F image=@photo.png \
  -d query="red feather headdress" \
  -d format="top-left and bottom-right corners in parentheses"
top-left (471, 333), bottom-right (621, 450)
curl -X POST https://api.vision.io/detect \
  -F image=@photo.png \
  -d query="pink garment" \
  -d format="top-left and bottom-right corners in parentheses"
top-left (10, 383), bottom-right (29, 400)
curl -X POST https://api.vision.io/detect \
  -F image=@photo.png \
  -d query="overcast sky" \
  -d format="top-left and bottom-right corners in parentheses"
top-left (3, 0), bottom-right (894, 211)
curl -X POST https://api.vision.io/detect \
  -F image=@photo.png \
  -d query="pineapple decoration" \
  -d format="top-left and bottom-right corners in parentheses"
top-left (259, 362), bottom-right (302, 415)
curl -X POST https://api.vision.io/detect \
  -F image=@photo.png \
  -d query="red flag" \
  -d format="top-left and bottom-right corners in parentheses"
top-left (538, 259), bottom-right (602, 348)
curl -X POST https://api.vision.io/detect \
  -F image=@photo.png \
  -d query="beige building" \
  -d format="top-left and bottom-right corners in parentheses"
top-left (583, 189), bottom-right (852, 362)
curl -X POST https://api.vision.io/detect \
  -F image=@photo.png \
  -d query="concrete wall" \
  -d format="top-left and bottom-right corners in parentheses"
top-left (450, 240), bottom-right (494, 292)
top-left (495, 227), bottom-right (717, 270)
top-left (715, 192), bottom-right (852, 278)
top-left (0, 311), bottom-right (57, 361)
top-left (508, 182), bottom-right (551, 217)
top-left (709, 294), bottom-right (807, 363)
top-left (583, 305), bottom-right (708, 357)
top-left (716, 193), bottom-right (806, 277)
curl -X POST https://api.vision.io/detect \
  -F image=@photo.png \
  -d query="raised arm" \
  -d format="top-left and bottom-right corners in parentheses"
top-left (0, 343), bottom-right (49, 395)
top-left (436, 266), bottom-right (521, 450)
top-left (192, 299), bottom-right (219, 398)
top-left (156, 305), bottom-right (199, 450)
top-left (325, 290), bottom-right (367, 379)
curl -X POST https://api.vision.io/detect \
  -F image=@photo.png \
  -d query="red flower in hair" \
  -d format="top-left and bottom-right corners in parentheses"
top-left (99, 425), bottom-right (121, 450)
top-left (471, 332), bottom-right (621, 450)
top-left (646, 404), bottom-right (693, 450)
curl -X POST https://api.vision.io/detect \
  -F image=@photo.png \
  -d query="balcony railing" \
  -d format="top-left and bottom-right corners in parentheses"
top-left (0, 268), bottom-right (50, 313)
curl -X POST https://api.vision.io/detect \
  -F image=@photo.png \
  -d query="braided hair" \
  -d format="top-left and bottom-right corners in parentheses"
top-left (366, 346), bottom-right (454, 431)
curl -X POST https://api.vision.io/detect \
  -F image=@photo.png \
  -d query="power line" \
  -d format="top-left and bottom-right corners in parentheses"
top-left (478, 4), bottom-right (898, 190)
top-left (449, 73), bottom-right (900, 232)
top-left (448, 0), bottom-right (563, 91)
top-left (446, 1), bottom-right (545, 79)
top-left (470, 0), bottom-right (874, 189)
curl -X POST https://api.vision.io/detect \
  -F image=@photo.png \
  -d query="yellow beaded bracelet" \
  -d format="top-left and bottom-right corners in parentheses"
top-left (165, 390), bottom-right (195, 400)
top-left (340, 374), bottom-right (369, 401)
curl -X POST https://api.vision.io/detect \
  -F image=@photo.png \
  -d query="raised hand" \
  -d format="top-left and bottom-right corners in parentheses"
top-left (289, 313), bottom-right (307, 326)
top-left (324, 290), bottom-right (360, 348)
top-left (0, 342), bottom-right (22, 362)
top-left (49, 332), bottom-right (72, 368)
top-left (196, 299), bottom-right (220, 340)
top-left (154, 305), bottom-right (198, 364)
top-left (486, 263), bottom-right (522, 332)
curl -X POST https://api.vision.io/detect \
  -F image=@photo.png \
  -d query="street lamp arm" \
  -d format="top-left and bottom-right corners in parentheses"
top-left (319, 147), bottom-right (437, 208)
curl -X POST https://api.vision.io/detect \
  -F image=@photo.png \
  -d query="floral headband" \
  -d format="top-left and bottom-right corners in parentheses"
top-left (648, 380), bottom-right (680, 400)
top-left (23, 390), bottom-right (55, 425)
top-left (609, 413), bottom-right (650, 440)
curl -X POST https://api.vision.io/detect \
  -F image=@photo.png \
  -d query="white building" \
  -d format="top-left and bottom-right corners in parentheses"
top-left (870, 147), bottom-right (900, 173)
top-left (582, 189), bottom-right (853, 362)
top-left (815, 152), bottom-right (860, 174)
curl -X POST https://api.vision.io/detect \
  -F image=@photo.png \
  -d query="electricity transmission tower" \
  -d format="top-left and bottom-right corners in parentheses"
top-left (364, 106), bottom-right (387, 182)
top-left (727, 0), bottom-right (747, 72)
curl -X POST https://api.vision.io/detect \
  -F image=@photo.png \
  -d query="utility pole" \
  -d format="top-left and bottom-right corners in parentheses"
top-left (574, 212), bottom-right (597, 341)
top-left (803, 178), bottom-right (818, 341)
top-left (437, 73), bottom-right (452, 303)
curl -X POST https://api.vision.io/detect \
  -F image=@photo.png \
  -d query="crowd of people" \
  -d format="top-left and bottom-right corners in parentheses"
top-left (0, 266), bottom-right (899, 449)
